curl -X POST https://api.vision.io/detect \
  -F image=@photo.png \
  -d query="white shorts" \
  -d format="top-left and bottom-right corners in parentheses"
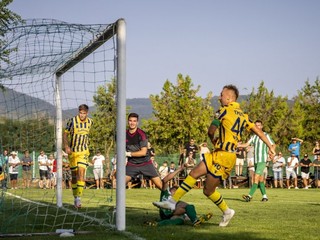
top-left (236, 158), bottom-right (244, 165)
top-left (286, 170), bottom-right (297, 179)
top-left (93, 168), bottom-right (103, 180)
top-left (247, 158), bottom-right (255, 172)
top-left (301, 172), bottom-right (310, 179)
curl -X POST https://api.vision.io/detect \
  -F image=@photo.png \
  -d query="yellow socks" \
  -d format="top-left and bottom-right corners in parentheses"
top-left (72, 183), bottom-right (77, 197)
top-left (172, 175), bottom-right (197, 202)
top-left (207, 191), bottom-right (228, 212)
top-left (77, 180), bottom-right (85, 197)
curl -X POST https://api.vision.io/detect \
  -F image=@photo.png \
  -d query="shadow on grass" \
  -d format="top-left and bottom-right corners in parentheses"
top-left (124, 206), bottom-right (274, 240)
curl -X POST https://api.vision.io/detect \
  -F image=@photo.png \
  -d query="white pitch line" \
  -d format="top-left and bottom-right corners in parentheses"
top-left (4, 191), bottom-right (146, 240)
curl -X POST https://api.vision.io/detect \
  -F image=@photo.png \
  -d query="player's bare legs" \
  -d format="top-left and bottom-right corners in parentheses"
top-left (151, 176), bottom-right (163, 190)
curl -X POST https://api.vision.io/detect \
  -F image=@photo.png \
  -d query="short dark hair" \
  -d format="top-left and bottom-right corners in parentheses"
top-left (255, 120), bottom-right (263, 124)
top-left (128, 112), bottom-right (139, 120)
top-left (79, 104), bottom-right (89, 112)
top-left (223, 84), bottom-right (239, 100)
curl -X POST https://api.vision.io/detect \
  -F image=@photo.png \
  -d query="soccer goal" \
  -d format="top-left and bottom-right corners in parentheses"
top-left (0, 18), bottom-right (126, 236)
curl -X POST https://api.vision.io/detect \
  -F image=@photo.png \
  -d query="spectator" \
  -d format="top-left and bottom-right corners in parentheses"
top-left (300, 154), bottom-right (312, 189)
top-left (8, 151), bottom-right (20, 189)
top-left (185, 152), bottom-right (196, 175)
top-left (62, 151), bottom-right (72, 189)
top-left (146, 145), bottom-right (157, 189)
top-left (168, 162), bottom-right (177, 187)
top-left (147, 142), bottom-right (156, 158)
top-left (246, 145), bottom-right (255, 187)
top-left (235, 144), bottom-right (246, 176)
top-left (0, 150), bottom-right (9, 189)
top-left (199, 142), bottom-right (210, 161)
top-left (159, 161), bottom-right (169, 180)
top-left (312, 154), bottom-right (320, 188)
top-left (110, 154), bottom-right (117, 189)
top-left (263, 159), bottom-right (271, 186)
top-left (148, 156), bottom-right (158, 189)
top-left (48, 154), bottom-right (56, 189)
top-left (92, 150), bottom-right (105, 190)
top-left (288, 137), bottom-right (303, 160)
top-left (272, 152), bottom-right (285, 188)
top-left (21, 150), bottom-right (33, 188)
top-left (38, 150), bottom-right (49, 189)
top-left (178, 148), bottom-right (187, 177)
top-left (286, 153), bottom-right (299, 189)
top-left (184, 138), bottom-right (198, 160)
top-left (312, 141), bottom-right (320, 160)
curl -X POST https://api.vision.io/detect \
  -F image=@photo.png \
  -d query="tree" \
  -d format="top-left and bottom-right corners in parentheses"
top-left (142, 74), bottom-right (213, 154)
top-left (241, 81), bottom-right (294, 152)
top-left (90, 79), bottom-right (117, 176)
top-left (0, 117), bottom-right (55, 153)
top-left (293, 78), bottom-right (320, 151)
top-left (0, 0), bottom-right (22, 67)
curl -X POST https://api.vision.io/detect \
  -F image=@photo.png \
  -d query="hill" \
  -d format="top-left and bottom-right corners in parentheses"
top-left (126, 95), bottom-right (250, 120)
top-left (0, 88), bottom-right (250, 120)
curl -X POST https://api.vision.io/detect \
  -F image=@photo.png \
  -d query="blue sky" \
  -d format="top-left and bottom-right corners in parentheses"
top-left (9, 0), bottom-right (320, 99)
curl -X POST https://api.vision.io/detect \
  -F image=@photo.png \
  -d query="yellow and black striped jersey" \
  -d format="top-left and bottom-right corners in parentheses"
top-left (64, 115), bottom-right (93, 152)
top-left (214, 102), bottom-right (254, 152)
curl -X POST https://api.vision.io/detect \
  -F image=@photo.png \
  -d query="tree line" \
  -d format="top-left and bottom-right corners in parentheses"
top-left (92, 74), bottom-right (320, 157)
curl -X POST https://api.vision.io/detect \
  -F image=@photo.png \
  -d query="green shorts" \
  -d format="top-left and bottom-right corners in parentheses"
top-left (255, 162), bottom-right (266, 176)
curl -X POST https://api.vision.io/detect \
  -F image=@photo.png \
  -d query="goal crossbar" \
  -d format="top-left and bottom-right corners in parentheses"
top-left (55, 20), bottom-right (121, 77)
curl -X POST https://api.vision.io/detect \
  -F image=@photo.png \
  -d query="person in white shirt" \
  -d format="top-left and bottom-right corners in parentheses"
top-left (199, 142), bottom-right (210, 161)
top-left (272, 152), bottom-right (285, 188)
top-left (92, 150), bottom-right (105, 189)
top-left (185, 152), bottom-right (196, 175)
top-left (246, 145), bottom-right (255, 187)
top-left (9, 151), bottom-right (20, 189)
top-left (47, 154), bottom-right (55, 189)
top-left (110, 154), bottom-right (117, 189)
top-left (159, 161), bottom-right (169, 180)
top-left (286, 153), bottom-right (299, 189)
top-left (38, 150), bottom-right (49, 189)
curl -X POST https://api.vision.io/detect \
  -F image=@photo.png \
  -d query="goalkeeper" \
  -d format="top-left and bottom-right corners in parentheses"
top-left (146, 164), bottom-right (212, 227)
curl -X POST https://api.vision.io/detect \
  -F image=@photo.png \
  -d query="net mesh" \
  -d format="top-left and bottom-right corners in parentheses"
top-left (0, 18), bottom-right (117, 235)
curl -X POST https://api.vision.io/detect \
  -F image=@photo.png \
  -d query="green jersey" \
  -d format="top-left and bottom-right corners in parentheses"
top-left (248, 132), bottom-right (274, 163)
top-left (159, 187), bottom-right (173, 219)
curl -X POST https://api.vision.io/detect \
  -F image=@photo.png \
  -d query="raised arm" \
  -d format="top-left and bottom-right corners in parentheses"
top-left (292, 137), bottom-right (303, 143)
top-left (161, 164), bottom-right (185, 189)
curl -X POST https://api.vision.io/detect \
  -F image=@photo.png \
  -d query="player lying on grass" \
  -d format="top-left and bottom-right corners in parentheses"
top-left (146, 164), bottom-right (212, 227)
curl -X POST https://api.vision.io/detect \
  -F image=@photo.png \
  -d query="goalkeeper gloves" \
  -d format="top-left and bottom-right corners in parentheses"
top-left (125, 152), bottom-right (132, 157)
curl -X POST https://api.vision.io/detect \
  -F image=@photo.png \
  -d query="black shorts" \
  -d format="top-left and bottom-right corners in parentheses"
top-left (10, 173), bottom-right (18, 180)
top-left (126, 161), bottom-right (159, 179)
top-left (39, 169), bottom-right (49, 180)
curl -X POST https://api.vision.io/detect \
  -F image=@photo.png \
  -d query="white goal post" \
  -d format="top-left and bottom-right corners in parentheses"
top-left (54, 19), bottom-right (127, 231)
top-left (0, 18), bottom-right (127, 233)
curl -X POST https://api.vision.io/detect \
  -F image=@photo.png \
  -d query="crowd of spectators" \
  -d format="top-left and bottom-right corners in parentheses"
top-left (1, 138), bottom-right (320, 190)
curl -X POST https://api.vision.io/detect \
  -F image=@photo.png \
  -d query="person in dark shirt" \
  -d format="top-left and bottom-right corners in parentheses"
top-left (125, 113), bottom-right (162, 189)
top-left (184, 138), bottom-right (198, 160)
top-left (21, 150), bottom-right (33, 188)
top-left (300, 153), bottom-right (312, 189)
